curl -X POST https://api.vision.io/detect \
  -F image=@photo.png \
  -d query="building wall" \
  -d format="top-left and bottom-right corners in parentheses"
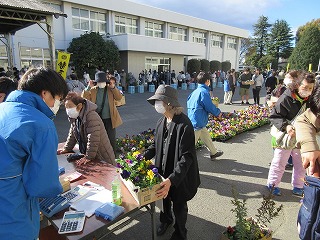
top-left (126, 51), bottom-right (184, 77)
top-left (0, 0), bottom-right (248, 74)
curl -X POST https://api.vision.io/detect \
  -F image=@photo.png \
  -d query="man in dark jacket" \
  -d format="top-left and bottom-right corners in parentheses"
top-left (144, 85), bottom-right (200, 240)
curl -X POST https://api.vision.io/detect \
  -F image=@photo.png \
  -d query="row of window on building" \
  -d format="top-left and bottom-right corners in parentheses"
top-left (70, 5), bottom-right (237, 49)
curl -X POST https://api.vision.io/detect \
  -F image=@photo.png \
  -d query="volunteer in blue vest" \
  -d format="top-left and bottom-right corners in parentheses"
top-left (0, 68), bottom-right (68, 239)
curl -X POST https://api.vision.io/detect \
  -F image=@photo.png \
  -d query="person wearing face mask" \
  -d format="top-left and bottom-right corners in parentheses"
top-left (187, 72), bottom-right (224, 160)
top-left (57, 92), bottom-right (115, 166)
top-left (267, 71), bottom-right (315, 197)
top-left (0, 68), bottom-right (68, 239)
top-left (82, 72), bottom-right (123, 152)
top-left (144, 85), bottom-right (200, 240)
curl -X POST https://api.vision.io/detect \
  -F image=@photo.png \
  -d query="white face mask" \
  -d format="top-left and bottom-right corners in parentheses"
top-left (298, 89), bottom-right (312, 98)
top-left (154, 100), bottom-right (166, 114)
top-left (97, 82), bottom-right (107, 88)
top-left (50, 99), bottom-right (60, 115)
top-left (66, 107), bottom-right (80, 118)
top-left (283, 76), bottom-right (292, 86)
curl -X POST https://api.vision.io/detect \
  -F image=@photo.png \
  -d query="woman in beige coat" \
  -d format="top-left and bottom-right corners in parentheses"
top-left (57, 92), bottom-right (115, 166)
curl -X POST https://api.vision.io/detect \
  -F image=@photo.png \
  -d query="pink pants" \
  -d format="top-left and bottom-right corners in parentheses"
top-left (267, 148), bottom-right (306, 189)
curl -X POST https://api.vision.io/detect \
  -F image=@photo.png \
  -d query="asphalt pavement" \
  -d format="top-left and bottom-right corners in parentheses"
top-left (54, 85), bottom-right (301, 240)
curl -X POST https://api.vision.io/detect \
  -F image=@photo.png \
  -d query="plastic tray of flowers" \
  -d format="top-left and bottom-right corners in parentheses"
top-left (116, 149), bottom-right (163, 206)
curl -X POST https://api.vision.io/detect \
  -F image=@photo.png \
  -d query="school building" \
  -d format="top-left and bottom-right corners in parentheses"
top-left (0, 0), bottom-right (249, 77)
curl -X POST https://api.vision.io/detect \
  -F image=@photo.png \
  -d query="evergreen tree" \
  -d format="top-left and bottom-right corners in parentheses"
top-left (295, 19), bottom-right (320, 43)
top-left (187, 59), bottom-right (201, 74)
top-left (67, 32), bottom-right (120, 79)
top-left (200, 59), bottom-right (210, 72)
top-left (268, 20), bottom-right (293, 66)
top-left (210, 60), bottom-right (221, 72)
top-left (289, 25), bottom-right (320, 71)
top-left (253, 16), bottom-right (272, 59)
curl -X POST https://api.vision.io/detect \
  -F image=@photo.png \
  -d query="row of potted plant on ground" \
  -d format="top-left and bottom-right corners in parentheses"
top-left (115, 105), bottom-right (270, 153)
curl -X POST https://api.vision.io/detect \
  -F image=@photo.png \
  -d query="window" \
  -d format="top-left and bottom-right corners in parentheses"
top-left (0, 45), bottom-right (8, 68)
top-left (20, 47), bottom-right (51, 68)
top-left (72, 7), bottom-right (106, 33)
top-left (115, 15), bottom-right (138, 34)
top-left (145, 21), bottom-right (163, 38)
top-left (169, 26), bottom-right (187, 41)
top-left (227, 37), bottom-right (237, 49)
top-left (0, 45), bottom-right (7, 57)
top-left (192, 30), bottom-right (206, 44)
top-left (211, 34), bottom-right (223, 48)
top-left (145, 57), bottom-right (171, 72)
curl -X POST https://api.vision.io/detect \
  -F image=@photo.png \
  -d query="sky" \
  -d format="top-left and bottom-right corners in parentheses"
top-left (127, 0), bottom-right (319, 36)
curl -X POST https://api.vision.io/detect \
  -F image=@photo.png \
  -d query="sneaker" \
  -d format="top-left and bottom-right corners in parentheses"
top-left (210, 150), bottom-right (224, 160)
top-left (285, 163), bottom-right (293, 170)
top-left (240, 101), bottom-right (244, 105)
top-left (246, 102), bottom-right (250, 105)
top-left (293, 187), bottom-right (304, 196)
top-left (267, 185), bottom-right (282, 196)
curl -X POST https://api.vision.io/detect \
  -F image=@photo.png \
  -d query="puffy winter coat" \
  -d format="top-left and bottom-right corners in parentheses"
top-left (63, 100), bottom-right (115, 165)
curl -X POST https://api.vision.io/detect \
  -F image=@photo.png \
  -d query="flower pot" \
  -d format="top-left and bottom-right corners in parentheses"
top-left (220, 232), bottom-right (272, 240)
top-left (212, 99), bottom-right (219, 108)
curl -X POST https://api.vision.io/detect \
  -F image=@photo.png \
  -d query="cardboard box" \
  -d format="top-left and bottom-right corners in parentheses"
top-left (115, 95), bottom-right (126, 107)
top-left (121, 177), bottom-right (163, 206)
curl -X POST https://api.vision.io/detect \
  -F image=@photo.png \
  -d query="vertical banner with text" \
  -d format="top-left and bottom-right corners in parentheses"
top-left (56, 51), bottom-right (70, 80)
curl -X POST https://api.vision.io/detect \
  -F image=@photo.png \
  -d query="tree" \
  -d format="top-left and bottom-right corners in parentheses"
top-left (187, 59), bottom-right (201, 74)
top-left (67, 32), bottom-right (120, 79)
top-left (210, 60), bottom-right (221, 72)
top-left (268, 20), bottom-right (293, 66)
top-left (296, 19), bottom-right (320, 43)
top-left (200, 59), bottom-right (210, 72)
top-left (253, 16), bottom-right (271, 59)
top-left (221, 61), bottom-right (231, 72)
top-left (289, 25), bottom-right (320, 71)
top-left (239, 38), bottom-right (254, 64)
top-left (257, 55), bottom-right (276, 70)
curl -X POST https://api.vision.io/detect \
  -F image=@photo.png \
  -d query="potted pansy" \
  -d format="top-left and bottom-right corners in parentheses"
top-left (211, 97), bottom-right (219, 107)
top-left (116, 149), bottom-right (163, 206)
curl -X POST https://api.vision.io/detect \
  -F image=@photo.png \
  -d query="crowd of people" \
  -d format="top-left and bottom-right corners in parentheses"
top-left (1, 64), bottom-right (320, 240)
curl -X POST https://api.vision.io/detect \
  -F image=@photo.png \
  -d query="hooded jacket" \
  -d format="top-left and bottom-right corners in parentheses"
top-left (0, 90), bottom-right (62, 240)
top-left (187, 84), bottom-right (221, 130)
top-left (63, 100), bottom-right (116, 165)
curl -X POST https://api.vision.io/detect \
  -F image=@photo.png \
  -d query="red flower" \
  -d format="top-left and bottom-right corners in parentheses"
top-left (227, 226), bottom-right (235, 234)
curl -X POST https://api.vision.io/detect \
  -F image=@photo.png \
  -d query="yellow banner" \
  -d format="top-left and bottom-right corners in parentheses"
top-left (56, 51), bottom-right (70, 79)
top-left (286, 63), bottom-right (290, 72)
top-left (309, 63), bottom-right (312, 72)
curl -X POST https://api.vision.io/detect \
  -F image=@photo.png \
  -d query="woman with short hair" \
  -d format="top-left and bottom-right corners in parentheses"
top-left (57, 92), bottom-right (115, 166)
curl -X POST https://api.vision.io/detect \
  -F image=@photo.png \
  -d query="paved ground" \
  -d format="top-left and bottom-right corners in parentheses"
top-left (54, 85), bottom-right (301, 240)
